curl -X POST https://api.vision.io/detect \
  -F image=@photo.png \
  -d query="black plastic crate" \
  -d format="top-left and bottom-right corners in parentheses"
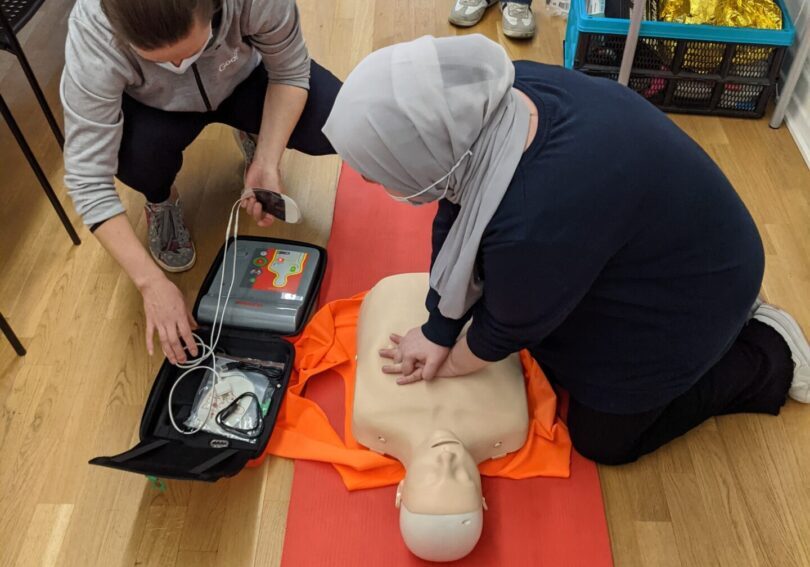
top-left (577, 35), bottom-right (785, 117)
top-left (564, 0), bottom-right (795, 118)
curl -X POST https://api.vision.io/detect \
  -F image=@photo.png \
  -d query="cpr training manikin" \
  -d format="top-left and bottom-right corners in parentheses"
top-left (353, 273), bottom-right (530, 562)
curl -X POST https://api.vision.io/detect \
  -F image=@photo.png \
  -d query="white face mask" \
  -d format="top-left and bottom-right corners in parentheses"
top-left (387, 150), bottom-right (473, 205)
top-left (153, 28), bottom-right (213, 75)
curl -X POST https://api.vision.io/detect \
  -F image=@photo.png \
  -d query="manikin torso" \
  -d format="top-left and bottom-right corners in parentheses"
top-left (352, 273), bottom-right (530, 561)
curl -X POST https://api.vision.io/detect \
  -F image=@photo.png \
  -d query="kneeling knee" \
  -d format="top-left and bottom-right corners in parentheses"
top-left (569, 427), bottom-right (640, 466)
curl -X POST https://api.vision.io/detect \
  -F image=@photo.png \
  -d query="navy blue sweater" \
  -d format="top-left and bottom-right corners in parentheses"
top-left (422, 62), bottom-right (764, 414)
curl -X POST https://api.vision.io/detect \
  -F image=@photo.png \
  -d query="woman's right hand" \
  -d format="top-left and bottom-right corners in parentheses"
top-left (379, 327), bottom-right (451, 385)
top-left (140, 275), bottom-right (198, 365)
top-left (90, 215), bottom-right (199, 365)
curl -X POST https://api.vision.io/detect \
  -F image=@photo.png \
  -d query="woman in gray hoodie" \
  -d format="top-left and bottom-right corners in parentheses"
top-left (61, 0), bottom-right (341, 364)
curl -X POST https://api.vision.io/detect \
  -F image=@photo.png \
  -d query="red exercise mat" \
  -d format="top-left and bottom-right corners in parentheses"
top-left (281, 166), bottom-right (613, 566)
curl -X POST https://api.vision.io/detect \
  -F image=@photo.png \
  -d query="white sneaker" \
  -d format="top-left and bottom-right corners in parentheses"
top-left (753, 304), bottom-right (810, 403)
top-left (449, 0), bottom-right (498, 27)
top-left (749, 294), bottom-right (764, 318)
top-left (500, 2), bottom-right (537, 39)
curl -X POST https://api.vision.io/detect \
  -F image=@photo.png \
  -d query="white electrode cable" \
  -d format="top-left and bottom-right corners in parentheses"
top-left (167, 198), bottom-right (243, 435)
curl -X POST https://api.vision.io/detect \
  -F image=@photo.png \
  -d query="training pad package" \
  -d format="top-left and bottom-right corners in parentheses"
top-left (89, 236), bottom-right (326, 482)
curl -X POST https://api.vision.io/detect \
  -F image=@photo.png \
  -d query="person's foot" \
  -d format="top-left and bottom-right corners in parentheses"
top-left (753, 303), bottom-right (810, 403)
top-left (449, 0), bottom-right (498, 27)
top-left (750, 294), bottom-right (764, 317)
top-left (500, 2), bottom-right (537, 38)
top-left (234, 129), bottom-right (258, 179)
top-left (145, 196), bottom-right (196, 273)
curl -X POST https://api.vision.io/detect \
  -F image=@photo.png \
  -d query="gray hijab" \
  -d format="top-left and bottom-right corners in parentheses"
top-left (322, 34), bottom-right (530, 319)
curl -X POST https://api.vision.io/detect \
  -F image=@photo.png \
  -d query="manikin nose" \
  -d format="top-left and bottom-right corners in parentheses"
top-left (438, 449), bottom-right (457, 470)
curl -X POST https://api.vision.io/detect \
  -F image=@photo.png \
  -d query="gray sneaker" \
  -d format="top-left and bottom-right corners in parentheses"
top-left (500, 2), bottom-right (537, 38)
top-left (145, 197), bottom-right (196, 273)
top-left (449, 0), bottom-right (498, 26)
top-left (234, 129), bottom-right (257, 179)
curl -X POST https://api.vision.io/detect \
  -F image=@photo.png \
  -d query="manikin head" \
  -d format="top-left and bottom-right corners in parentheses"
top-left (396, 430), bottom-right (486, 562)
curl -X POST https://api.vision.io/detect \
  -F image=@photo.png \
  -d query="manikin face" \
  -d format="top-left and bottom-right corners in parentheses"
top-left (397, 430), bottom-right (485, 562)
top-left (401, 430), bottom-right (482, 514)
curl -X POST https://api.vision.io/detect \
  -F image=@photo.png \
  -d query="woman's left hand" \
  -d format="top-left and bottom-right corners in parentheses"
top-left (379, 327), bottom-right (450, 385)
top-left (241, 160), bottom-right (282, 227)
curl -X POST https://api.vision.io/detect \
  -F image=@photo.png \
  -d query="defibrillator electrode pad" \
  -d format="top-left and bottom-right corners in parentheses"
top-left (197, 240), bottom-right (322, 333)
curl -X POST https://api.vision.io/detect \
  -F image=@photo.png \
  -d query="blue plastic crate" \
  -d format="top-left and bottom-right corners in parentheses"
top-left (565, 0), bottom-right (795, 69)
top-left (563, 0), bottom-right (795, 117)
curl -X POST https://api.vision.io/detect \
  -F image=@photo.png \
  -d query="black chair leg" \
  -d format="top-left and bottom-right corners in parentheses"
top-left (14, 48), bottom-right (65, 149)
top-left (0, 313), bottom-right (26, 356)
top-left (0, 95), bottom-right (81, 245)
top-left (0, 8), bottom-right (64, 149)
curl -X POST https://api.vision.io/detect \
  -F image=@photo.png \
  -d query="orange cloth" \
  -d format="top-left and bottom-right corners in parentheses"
top-left (254, 293), bottom-right (572, 490)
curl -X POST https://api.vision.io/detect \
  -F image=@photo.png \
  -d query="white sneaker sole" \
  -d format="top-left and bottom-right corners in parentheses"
top-left (754, 304), bottom-right (810, 403)
top-left (502, 27), bottom-right (536, 39)
top-left (150, 247), bottom-right (197, 273)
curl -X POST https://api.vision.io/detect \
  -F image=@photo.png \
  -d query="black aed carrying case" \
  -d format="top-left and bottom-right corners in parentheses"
top-left (90, 236), bottom-right (326, 482)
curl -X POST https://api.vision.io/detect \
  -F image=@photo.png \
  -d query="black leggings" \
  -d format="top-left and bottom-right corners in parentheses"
top-left (567, 319), bottom-right (794, 465)
top-left (117, 60), bottom-right (341, 204)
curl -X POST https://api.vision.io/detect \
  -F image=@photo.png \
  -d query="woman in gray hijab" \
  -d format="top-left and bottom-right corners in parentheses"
top-left (322, 35), bottom-right (809, 465)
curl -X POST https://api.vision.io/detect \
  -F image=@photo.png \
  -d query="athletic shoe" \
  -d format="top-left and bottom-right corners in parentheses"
top-left (234, 129), bottom-right (258, 179)
top-left (449, 0), bottom-right (498, 27)
top-left (749, 294), bottom-right (764, 318)
top-left (144, 197), bottom-right (196, 273)
top-left (753, 303), bottom-right (810, 403)
top-left (501, 2), bottom-right (537, 38)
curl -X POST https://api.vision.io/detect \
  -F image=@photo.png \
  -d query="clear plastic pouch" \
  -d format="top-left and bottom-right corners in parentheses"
top-left (184, 355), bottom-right (280, 443)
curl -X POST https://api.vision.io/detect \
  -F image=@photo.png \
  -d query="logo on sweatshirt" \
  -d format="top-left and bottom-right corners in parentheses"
top-left (219, 49), bottom-right (239, 72)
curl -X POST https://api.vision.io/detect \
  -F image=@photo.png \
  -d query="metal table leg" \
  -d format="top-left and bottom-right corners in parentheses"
top-left (0, 313), bottom-right (26, 356)
top-left (0, 94), bottom-right (81, 245)
top-left (770, 20), bottom-right (810, 129)
top-left (0, 6), bottom-right (65, 148)
top-left (618, 0), bottom-right (646, 86)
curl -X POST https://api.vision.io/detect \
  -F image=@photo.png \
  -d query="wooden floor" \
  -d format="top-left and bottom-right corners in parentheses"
top-left (1, 1), bottom-right (808, 566)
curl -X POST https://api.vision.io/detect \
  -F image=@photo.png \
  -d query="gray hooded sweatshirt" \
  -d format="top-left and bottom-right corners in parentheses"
top-left (61, 0), bottom-right (311, 226)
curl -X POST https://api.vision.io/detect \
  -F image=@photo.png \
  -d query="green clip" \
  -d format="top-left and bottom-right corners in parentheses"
top-left (261, 400), bottom-right (272, 415)
top-left (146, 475), bottom-right (167, 492)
